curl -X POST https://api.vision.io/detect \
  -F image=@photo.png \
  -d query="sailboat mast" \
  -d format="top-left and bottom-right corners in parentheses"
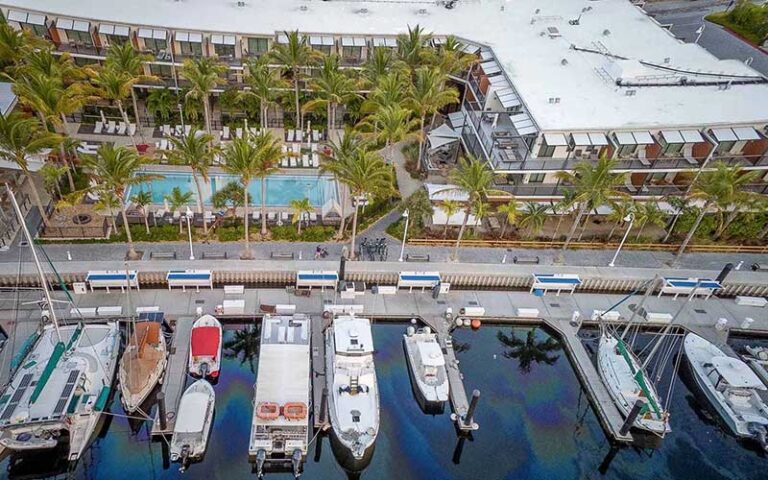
top-left (6, 185), bottom-right (62, 343)
top-left (641, 280), bottom-right (701, 370)
top-left (620, 275), bottom-right (660, 340)
top-left (124, 261), bottom-right (140, 358)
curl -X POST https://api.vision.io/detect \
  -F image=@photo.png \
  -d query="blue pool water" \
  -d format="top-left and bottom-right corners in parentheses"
top-left (1, 324), bottom-right (766, 479)
top-left (127, 172), bottom-right (338, 207)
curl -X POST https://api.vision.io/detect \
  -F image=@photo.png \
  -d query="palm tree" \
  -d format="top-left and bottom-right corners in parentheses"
top-left (440, 200), bottom-right (461, 238)
top-left (167, 128), bottom-right (217, 234)
top-left (181, 57), bottom-right (226, 137)
top-left (39, 162), bottom-right (67, 199)
top-left (396, 24), bottom-right (432, 73)
top-left (407, 67), bottom-right (458, 165)
top-left (165, 186), bottom-right (194, 234)
top-left (555, 157), bottom-right (627, 252)
top-left (146, 88), bottom-right (176, 123)
top-left (130, 190), bottom-right (153, 234)
top-left (320, 127), bottom-right (369, 237)
top-left (334, 148), bottom-right (394, 258)
top-left (88, 66), bottom-right (139, 146)
top-left (496, 329), bottom-right (561, 373)
top-left (303, 55), bottom-right (360, 138)
top-left (362, 47), bottom-right (396, 86)
top-left (606, 200), bottom-right (635, 241)
top-left (427, 36), bottom-right (477, 80)
top-left (634, 201), bottom-right (667, 241)
top-left (360, 104), bottom-right (419, 163)
top-left (712, 168), bottom-right (761, 240)
top-left (241, 56), bottom-right (288, 131)
top-left (83, 144), bottom-right (162, 259)
top-left (270, 31), bottom-right (318, 131)
top-left (0, 21), bottom-right (36, 71)
top-left (0, 112), bottom-right (59, 227)
top-left (360, 72), bottom-right (407, 116)
top-left (289, 198), bottom-right (313, 235)
top-left (673, 162), bottom-right (761, 263)
top-left (472, 200), bottom-right (490, 234)
top-left (444, 156), bottom-right (509, 260)
top-left (519, 202), bottom-right (549, 239)
top-left (497, 199), bottom-right (522, 238)
top-left (94, 191), bottom-right (122, 234)
top-left (105, 43), bottom-right (155, 142)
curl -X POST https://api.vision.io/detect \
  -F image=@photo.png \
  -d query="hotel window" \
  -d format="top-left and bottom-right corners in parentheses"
top-left (8, 11), bottom-right (48, 37)
top-left (149, 63), bottom-right (174, 78)
top-left (716, 141), bottom-right (735, 155)
top-left (663, 142), bottom-right (683, 156)
top-left (528, 173), bottom-right (546, 183)
top-left (211, 35), bottom-right (236, 59)
top-left (341, 37), bottom-right (365, 64)
top-left (99, 24), bottom-right (130, 46)
top-left (247, 38), bottom-right (269, 56)
top-left (538, 143), bottom-right (556, 158)
top-left (139, 29), bottom-right (168, 54)
top-left (618, 144), bottom-right (637, 157)
top-left (176, 32), bottom-right (203, 57)
top-left (58, 19), bottom-right (93, 46)
top-left (309, 36), bottom-right (334, 56)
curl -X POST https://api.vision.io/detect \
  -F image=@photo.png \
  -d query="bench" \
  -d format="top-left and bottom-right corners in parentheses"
top-left (150, 251), bottom-right (177, 260)
top-left (224, 285), bottom-right (245, 296)
top-left (202, 251), bottom-right (228, 260)
top-left (513, 256), bottom-right (540, 265)
top-left (271, 252), bottom-right (295, 260)
top-left (735, 296), bottom-right (767, 307)
top-left (405, 254), bottom-right (430, 262)
top-left (752, 263), bottom-right (768, 272)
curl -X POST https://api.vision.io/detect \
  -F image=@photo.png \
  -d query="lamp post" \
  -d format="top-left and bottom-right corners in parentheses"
top-left (609, 213), bottom-right (634, 267)
top-left (398, 209), bottom-right (410, 262)
top-left (184, 208), bottom-right (195, 260)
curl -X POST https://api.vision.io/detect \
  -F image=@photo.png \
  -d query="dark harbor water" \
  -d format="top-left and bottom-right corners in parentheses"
top-left (1, 323), bottom-right (766, 479)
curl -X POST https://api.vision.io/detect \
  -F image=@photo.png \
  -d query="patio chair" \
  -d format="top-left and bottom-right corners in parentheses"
top-left (290, 157), bottom-right (297, 168)
top-left (128, 123), bottom-right (136, 136)
top-left (106, 121), bottom-right (117, 134)
top-left (286, 129), bottom-right (294, 142)
top-left (184, 125), bottom-right (191, 136)
top-left (312, 153), bottom-right (320, 168)
top-left (267, 212), bottom-right (277, 223)
top-left (280, 212), bottom-right (290, 222)
top-left (308, 212), bottom-right (318, 223)
top-left (252, 211), bottom-right (260, 221)
top-left (236, 127), bottom-right (243, 139)
top-left (117, 122), bottom-right (127, 135)
top-left (163, 124), bottom-right (171, 136)
top-left (302, 155), bottom-right (310, 168)
top-left (94, 121), bottom-right (104, 134)
top-left (222, 126), bottom-right (230, 140)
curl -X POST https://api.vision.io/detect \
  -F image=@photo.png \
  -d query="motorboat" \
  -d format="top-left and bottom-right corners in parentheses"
top-left (119, 321), bottom-right (168, 413)
top-left (325, 314), bottom-right (379, 469)
top-left (597, 333), bottom-right (670, 435)
top-left (249, 315), bottom-right (311, 479)
top-left (0, 322), bottom-right (121, 461)
top-left (684, 333), bottom-right (768, 451)
top-left (743, 345), bottom-right (768, 386)
top-left (189, 315), bottom-right (222, 379)
top-left (403, 326), bottom-right (449, 413)
top-left (170, 379), bottom-right (216, 471)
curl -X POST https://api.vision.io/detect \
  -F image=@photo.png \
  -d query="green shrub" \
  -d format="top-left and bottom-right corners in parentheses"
top-left (271, 225), bottom-right (335, 242)
top-left (673, 208), bottom-right (717, 239)
top-left (217, 225), bottom-right (245, 242)
top-left (110, 224), bottom-right (182, 242)
top-left (386, 218), bottom-right (405, 239)
top-left (706, 2), bottom-right (768, 45)
top-left (401, 142), bottom-right (421, 179)
top-left (725, 213), bottom-right (767, 241)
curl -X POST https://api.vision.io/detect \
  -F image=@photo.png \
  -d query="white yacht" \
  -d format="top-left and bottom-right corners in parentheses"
top-left (325, 315), bottom-right (379, 469)
top-left (685, 333), bottom-right (768, 451)
top-left (0, 322), bottom-right (120, 461)
top-left (403, 326), bottom-right (449, 413)
top-left (249, 315), bottom-right (311, 479)
top-left (598, 333), bottom-right (670, 435)
top-left (170, 379), bottom-right (216, 472)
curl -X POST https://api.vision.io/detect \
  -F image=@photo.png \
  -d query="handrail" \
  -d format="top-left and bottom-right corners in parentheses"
top-left (407, 238), bottom-right (768, 253)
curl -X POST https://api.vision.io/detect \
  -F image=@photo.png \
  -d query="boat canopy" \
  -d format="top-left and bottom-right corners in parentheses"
top-left (334, 318), bottom-right (373, 354)
top-left (417, 341), bottom-right (445, 367)
top-left (712, 356), bottom-right (766, 390)
top-left (176, 393), bottom-right (209, 433)
top-left (191, 327), bottom-right (220, 356)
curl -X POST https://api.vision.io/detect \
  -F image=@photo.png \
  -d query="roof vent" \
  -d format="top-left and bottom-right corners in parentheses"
top-left (603, 29), bottom-right (610, 36)
top-left (356, 8), bottom-right (369, 15)
top-left (535, 8), bottom-right (541, 14)
top-left (417, 8), bottom-right (428, 15)
top-left (663, 57), bottom-right (670, 64)
top-left (547, 27), bottom-right (561, 38)
top-left (236, 1), bottom-right (245, 6)
top-left (548, 97), bottom-right (561, 104)
top-left (300, 5), bottom-right (308, 11)
top-left (561, 58), bottom-right (568, 66)
top-left (569, 14), bottom-right (581, 25)
top-left (625, 89), bottom-right (636, 96)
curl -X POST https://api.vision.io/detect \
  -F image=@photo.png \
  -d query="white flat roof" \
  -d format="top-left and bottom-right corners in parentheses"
top-left (3, 0), bottom-right (768, 131)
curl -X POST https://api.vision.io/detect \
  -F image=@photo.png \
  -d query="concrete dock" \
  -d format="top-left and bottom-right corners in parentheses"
top-left (151, 315), bottom-right (193, 436)
top-left (311, 314), bottom-right (328, 430)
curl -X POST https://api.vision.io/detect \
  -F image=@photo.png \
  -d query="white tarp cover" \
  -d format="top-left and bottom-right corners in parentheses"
top-left (425, 183), bottom-right (468, 202)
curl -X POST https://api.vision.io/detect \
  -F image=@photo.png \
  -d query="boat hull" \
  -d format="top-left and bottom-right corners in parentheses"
top-left (329, 426), bottom-right (375, 472)
top-left (403, 337), bottom-right (447, 414)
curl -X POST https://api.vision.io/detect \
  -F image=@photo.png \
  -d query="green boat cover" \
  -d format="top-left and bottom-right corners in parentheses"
top-left (94, 386), bottom-right (110, 412)
top-left (29, 341), bottom-right (66, 404)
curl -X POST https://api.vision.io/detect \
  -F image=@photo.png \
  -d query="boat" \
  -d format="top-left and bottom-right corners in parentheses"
top-left (597, 333), bottom-right (671, 435)
top-left (325, 314), bottom-right (379, 470)
top-left (403, 325), bottom-right (449, 413)
top-left (189, 315), bottom-right (222, 379)
top-left (0, 322), bottom-right (121, 461)
top-left (170, 379), bottom-right (216, 471)
top-left (743, 345), bottom-right (768, 386)
top-left (0, 188), bottom-right (121, 462)
top-left (119, 320), bottom-right (168, 413)
top-left (249, 315), bottom-right (311, 479)
top-left (684, 333), bottom-right (768, 451)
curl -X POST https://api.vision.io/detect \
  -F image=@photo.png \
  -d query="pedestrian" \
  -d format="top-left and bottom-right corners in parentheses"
top-left (315, 245), bottom-right (322, 260)
top-left (341, 245), bottom-right (349, 260)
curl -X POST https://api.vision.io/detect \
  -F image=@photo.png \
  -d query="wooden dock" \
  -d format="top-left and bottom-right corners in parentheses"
top-left (547, 318), bottom-right (634, 443)
top-left (151, 316), bottom-right (193, 436)
top-left (424, 317), bottom-right (478, 433)
top-left (311, 315), bottom-right (329, 430)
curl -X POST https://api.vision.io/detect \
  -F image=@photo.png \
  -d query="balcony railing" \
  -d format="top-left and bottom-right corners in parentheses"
top-left (57, 43), bottom-right (103, 56)
top-left (489, 182), bottom-right (768, 197)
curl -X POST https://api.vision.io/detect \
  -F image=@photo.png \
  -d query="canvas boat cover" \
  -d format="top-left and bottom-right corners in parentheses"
top-left (191, 327), bottom-right (220, 357)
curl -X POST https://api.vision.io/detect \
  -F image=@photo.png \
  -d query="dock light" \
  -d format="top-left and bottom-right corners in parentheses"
top-left (398, 209), bottom-right (410, 262)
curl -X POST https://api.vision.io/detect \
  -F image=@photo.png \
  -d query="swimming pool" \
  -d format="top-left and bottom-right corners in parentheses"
top-left (127, 171), bottom-right (338, 207)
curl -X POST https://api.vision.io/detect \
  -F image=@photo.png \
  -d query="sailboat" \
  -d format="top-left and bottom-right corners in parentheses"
top-left (325, 314), bottom-right (379, 469)
top-left (189, 315), bottom-right (222, 379)
top-left (0, 187), bottom-right (121, 461)
top-left (119, 320), bottom-right (168, 413)
top-left (170, 379), bottom-right (216, 471)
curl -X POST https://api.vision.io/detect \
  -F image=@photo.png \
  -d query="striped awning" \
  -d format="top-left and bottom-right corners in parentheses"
top-left (480, 60), bottom-right (501, 75)
top-left (211, 34), bottom-right (236, 45)
top-left (660, 130), bottom-right (684, 144)
top-left (8, 10), bottom-right (46, 26)
top-left (138, 28), bottom-right (167, 40)
top-left (176, 31), bottom-right (202, 43)
top-left (372, 37), bottom-right (397, 47)
top-left (57, 19), bottom-right (89, 32)
top-left (710, 128), bottom-right (738, 142)
top-left (732, 126), bottom-right (761, 141)
top-left (99, 23), bottom-right (130, 37)
top-left (341, 37), bottom-right (366, 47)
top-left (680, 129), bottom-right (704, 143)
top-left (310, 35), bottom-right (334, 46)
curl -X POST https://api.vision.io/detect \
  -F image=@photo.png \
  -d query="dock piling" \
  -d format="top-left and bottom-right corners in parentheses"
top-left (463, 390), bottom-right (481, 428)
top-left (619, 400), bottom-right (645, 436)
top-left (319, 387), bottom-right (328, 428)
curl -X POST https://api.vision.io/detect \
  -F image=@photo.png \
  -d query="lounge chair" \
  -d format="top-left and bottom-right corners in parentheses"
top-left (117, 122), bottom-right (127, 135)
top-left (302, 154), bottom-right (310, 168)
top-left (185, 125), bottom-right (192, 136)
top-left (308, 212), bottom-right (318, 223)
top-left (222, 126), bottom-right (230, 140)
top-left (290, 157), bottom-right (297, 168)
top-left (236, 127), bottom-right (243, 139)
top-left (106, 121), bottom-right (117, 134)
top-left (280, 212), bottom-right (290, 222)
top-left (252, 211), bottom-right (260, 221)
top-left (295, 129), bottom-right (303, 142)
top-left (312, 129), bottom-right (320, 142)
top-left (286, 130), bottom-right (294, 142)
top-left (128, 123), bottom-right (136, 136)
top-left (312, 153), bottom-right (320, 168)
top-left (94, 121), bottom-right (104, 134)
top-left (163, 124), bottom-right (171, 136)
top-left (291, 143), bottom-right (301, 155)
top-left (267, 212), bottom-right (277, 223)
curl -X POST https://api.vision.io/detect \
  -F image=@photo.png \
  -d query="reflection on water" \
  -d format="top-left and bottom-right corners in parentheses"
top-left (0, 324), bottom-right (766, 479)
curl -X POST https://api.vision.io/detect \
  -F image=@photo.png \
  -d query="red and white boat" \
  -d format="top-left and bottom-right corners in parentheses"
top-left (189, 314), bottom-right (223, 379)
